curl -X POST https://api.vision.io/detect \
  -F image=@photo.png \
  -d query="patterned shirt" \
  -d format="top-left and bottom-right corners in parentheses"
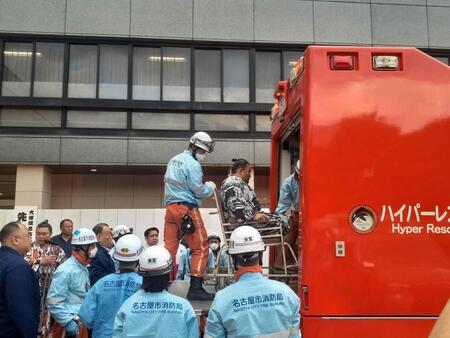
top-left (25, 242), bottom-right (66, 291)
top-left (220, 175), bottom-right (290, 235)
top-left (220, 175), bottom-right (261, 224)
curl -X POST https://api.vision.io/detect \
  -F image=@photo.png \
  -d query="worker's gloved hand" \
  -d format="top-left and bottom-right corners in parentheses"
top-left (65, 320), bottom-right (79, 336)
top-left (205, 181), bottom-right (216, 190)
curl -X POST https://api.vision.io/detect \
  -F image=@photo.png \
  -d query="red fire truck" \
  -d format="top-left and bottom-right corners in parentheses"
top-left (270, 46), bottom-right (450, 337)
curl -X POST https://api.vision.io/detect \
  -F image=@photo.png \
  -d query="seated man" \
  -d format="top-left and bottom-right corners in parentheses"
top-left (219, 158), bottom-right (289, 235)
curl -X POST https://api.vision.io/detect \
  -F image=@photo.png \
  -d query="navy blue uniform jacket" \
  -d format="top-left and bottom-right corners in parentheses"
top-left (0, 246), bottom-right (40, 338)
top-left (88, 244), bottom-right (115, 286)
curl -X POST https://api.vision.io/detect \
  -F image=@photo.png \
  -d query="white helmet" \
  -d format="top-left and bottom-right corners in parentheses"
top-left (228, 226), bottom-right (265, 255)
top-left (71, 228), bottom-right (97, 246)
top-left (138, 246), bottom-right (173, 276)
top-left (113, 234), bottom-right (144, 262)
top-left (295, 160), bottom-right (300, 175)
top-left (190, 131), bottom-right (215, 153)
top-left (112, 224), bottom-right (133, 239)
top-left (208, 231), bottom-right (221, 241)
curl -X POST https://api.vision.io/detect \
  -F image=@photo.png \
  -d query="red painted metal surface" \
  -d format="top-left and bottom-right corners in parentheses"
top-left (302, 317), bottom-right (436, 338)
top-left (270, 46), bottom-right (450, 337)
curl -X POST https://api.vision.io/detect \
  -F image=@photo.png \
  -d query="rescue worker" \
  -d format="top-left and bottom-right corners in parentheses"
top-left (208, 232), bottom-right (229, 269)
top-left (79, 234), bottom-right (144, 338)
top-left (111, 224), bottom-right (133, 244)
top-left (113, 246), bottom-right (199, 338)
top-left (276, 160), bottom-right (300, 215)
top-left (176, 245), bottom-right (215, 280)
top-left (47, 228), bottom-right (98, 338)
top-left (89, 223), bottom-right (115, 285)
top-left (275, 160), bottom-right (301, 267)
top-left (164, 131), bottom-right (216, 300)
top-left (205, 226), bottom-right (301, 338)
top-left (220, 158), bottom-right (290, 235)
top-left (0, 221), bottom-right (40, 338)
top-left (51, 218), bottom-right (73, 257)
top-left (110, 224), bottom-right (133, 272)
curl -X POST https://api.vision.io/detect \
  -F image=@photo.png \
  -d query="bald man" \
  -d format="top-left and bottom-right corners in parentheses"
top-left (0, 222), bottom-right (40, 338)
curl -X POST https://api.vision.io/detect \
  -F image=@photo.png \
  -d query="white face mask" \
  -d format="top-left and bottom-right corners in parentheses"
top-left (89, 246), bottom-right (98, 258)
top-left (196, 153), bottom-right (206, 161)
top-left (209, 243), bottom-right (219, 251)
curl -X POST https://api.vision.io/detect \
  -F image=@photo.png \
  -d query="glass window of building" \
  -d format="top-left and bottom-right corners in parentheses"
top-left (283, 51), bottom-right (303, 80)
top-left (0, 108), bottom-right (61, 127)
top-left (255, 51), bottom-right (281, 103)
top-left (1, 42), bottom-right (33, 96)
top-left (195, 113), bottom-right (249, 132)
top-left (132, 112), bottom-right (190, 130)
top-left (223, 49), bottom-right (249, 103)
top-left (255, 115), bottom-right (271, 132)
top-left (33, 42), bottom-right (64, 97)
top-left (99, 45), bottom-right (128, 99)
top-left (162, 47), bottom-right (190, 101)
top-left (68, 45), bottom-right (98, 98)
top-left (195, 50), bottom-right (221, 102)
top-left (133, 47), bottom-right (161, 100)
top-left (67, 110), bottom-right (127, 129)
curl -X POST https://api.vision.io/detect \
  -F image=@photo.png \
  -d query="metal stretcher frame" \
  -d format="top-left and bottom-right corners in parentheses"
top-left (210, 189), bottom-right (298, 282)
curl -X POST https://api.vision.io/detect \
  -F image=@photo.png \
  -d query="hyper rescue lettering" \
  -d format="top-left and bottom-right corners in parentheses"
top-left (391, 223), bottom-right (450, 235)
top-left (381, 204), bottom-right (450, 235)
top-left (381, 204), bottom-right (450, 223)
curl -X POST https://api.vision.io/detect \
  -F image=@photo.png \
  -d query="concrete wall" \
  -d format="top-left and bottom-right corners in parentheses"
top-left (0, 136), bottom-right (271, 167)
top-left (0, 0), bottom-right (448, 48)
top-left (0, 207), bottom-right (223, 245)
top-left (51, 172), bottom-right (269, 209)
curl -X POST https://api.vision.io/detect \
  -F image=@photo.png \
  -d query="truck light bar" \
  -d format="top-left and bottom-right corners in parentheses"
top-left (373, 55), bottom-right (399, 70)
top-left (330, 55), bottom-right (354, 70)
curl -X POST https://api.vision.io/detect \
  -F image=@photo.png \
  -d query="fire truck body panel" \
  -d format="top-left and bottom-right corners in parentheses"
top-left (270, 46), bottom-right (450, 337)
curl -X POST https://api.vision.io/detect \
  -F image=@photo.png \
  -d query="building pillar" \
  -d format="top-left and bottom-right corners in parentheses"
top-left (15, 165), bottom-right (52, 208)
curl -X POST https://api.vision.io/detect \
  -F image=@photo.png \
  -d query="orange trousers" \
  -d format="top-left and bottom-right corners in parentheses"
top-left (164, 204), bottom-right (209, 278)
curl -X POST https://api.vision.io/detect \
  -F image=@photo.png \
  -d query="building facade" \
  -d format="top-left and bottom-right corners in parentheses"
top-left (0, 0), bottom-right (449, 209)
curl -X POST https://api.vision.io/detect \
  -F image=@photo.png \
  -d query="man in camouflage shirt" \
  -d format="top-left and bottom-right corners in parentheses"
top-left (219, 159), bottom-right (289, 235)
